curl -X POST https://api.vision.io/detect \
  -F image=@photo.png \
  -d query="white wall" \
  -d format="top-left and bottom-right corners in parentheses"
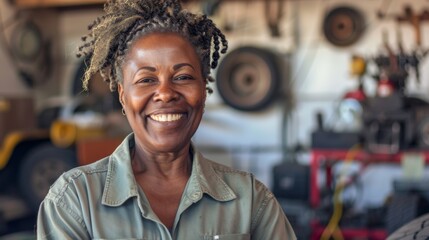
top-left (0, 1), bottom-right (63, 109)
top-left (192, 0), bottom-right (429, 208)
top-left (197, 0), bottom-right (429, 148)
top-left (0, 1), bottom-right (29, 96)
top-left (57, 8), bottom-right (103, 97)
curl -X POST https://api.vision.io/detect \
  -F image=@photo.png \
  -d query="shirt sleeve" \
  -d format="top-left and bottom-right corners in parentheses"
top-left (37, 197), bottom-right (90, 240)
top-left (251, 181), bottom-right (297, 240)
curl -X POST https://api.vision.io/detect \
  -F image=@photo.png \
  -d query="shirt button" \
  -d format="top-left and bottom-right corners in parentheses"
top-left (191, 192), bottom-right (200, 200)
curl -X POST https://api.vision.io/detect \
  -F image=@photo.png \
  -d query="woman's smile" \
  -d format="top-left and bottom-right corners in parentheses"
top-left (149, 113), bottom-right (184, 122)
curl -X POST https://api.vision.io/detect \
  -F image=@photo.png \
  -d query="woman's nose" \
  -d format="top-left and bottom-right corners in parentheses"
top-left (153, 80), bottom-right (179, 102)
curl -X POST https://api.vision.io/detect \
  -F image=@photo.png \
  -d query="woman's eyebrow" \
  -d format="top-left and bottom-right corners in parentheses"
top-left (138, 66), bottom-right (157, 72)
top-left (173, 63), bottom-right (195, 71)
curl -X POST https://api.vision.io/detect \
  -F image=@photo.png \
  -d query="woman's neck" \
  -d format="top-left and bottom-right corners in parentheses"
top-left (131, 143), bottom-right (192, 180)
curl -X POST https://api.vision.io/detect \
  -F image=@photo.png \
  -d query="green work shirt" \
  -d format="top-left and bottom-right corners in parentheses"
top-left (37, 134), bottom-right (296, 240)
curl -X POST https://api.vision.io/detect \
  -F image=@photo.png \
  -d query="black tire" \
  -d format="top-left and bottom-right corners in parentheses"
top-left (216, 46), bottom-right (282, 111)
top-left (322, 6), bottom-right (365, 47)
top-left (385, 194), bottom-right (428, 235)
top-left (72, 56), bottom-right (121, 112)
top-left (18, 144), bottom-right (77, 212)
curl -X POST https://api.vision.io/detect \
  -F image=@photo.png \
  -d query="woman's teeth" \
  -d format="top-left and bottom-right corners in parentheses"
top-left (150, 114), bottom-right (183, 122)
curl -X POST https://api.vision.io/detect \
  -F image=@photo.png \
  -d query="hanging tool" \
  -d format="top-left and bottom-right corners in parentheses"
top-left (378, 5), bottom-right (429, 47)
top-left (264, 0), bottom-right (284, 37)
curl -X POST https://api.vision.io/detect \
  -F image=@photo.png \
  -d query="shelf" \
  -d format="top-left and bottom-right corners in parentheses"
top-left (14, 0), bottom-right (105, 8)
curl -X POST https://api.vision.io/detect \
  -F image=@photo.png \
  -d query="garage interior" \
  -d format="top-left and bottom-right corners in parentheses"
top-left (1, 0), bottom-right (429, 239)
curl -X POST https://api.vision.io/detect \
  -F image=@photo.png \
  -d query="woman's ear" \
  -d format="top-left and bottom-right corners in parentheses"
top-left (118, 83), bottom-right (125, 107)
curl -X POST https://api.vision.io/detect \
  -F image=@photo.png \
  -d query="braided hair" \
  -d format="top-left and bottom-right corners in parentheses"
top-left (77, 0), bottom-right (228, 93)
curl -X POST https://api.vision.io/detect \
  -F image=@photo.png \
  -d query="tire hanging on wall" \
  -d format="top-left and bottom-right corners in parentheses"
top-left (72, 56), bottom-right (121, 112)
top-left (216, 46), bottom-right (282, 111)
top-left (322, 6), bottom-right (365, 47)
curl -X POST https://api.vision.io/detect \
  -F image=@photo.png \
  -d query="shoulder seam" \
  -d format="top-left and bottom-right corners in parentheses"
top-left (211, 164), bottom-right (251, 176)
top-left (250, 183), bottom-right (275, 232)
top-left (43, 197), bottom-right (88, 231)
top-left (49, 167), bottom-right (108, 202)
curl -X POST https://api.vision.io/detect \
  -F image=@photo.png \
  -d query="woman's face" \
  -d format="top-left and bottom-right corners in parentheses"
top-left (118, 32), bottom-right (206, 153)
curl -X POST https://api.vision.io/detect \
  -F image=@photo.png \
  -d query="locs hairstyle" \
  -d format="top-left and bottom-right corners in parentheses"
top-left (77, 0), bottom-right (228, 93)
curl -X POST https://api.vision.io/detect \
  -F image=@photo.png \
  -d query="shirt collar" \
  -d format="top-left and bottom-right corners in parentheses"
top-left (187, 148), bottom-right (236, 202)
top-left (102, 133), bottom-right (138, 206)
top-left (101, 134), bottom-right (236, 206)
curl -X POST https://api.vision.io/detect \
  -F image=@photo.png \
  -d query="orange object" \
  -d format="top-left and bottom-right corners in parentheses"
top-left (76, 137), bottom-right (123, 165)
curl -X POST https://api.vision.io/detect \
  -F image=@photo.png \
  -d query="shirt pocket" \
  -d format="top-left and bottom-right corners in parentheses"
top-left (203, 234), bottom-right (250, 240)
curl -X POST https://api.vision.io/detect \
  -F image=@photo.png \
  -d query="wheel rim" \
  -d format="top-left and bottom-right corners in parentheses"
top-left (216, 47), bottom-right (280, 111)
top-left (323, 6), bottom-right (365, 46)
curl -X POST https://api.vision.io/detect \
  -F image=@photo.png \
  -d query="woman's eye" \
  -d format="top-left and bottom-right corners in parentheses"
top-left (175, 75), bottom-right (194, 81)
top-left (136, 78), bottom-right (155, 84)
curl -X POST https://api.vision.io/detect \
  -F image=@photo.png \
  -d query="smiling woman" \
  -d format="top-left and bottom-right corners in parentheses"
top-left (119, 33), bottom-right (206, 155)
top-left (36, 1), bottom-right (297, 239)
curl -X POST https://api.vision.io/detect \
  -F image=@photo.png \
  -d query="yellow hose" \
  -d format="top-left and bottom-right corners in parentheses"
top-left (320, 144), bottom-right (361, 240)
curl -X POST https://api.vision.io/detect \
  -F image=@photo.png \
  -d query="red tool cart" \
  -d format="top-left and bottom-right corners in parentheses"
top-left (309, 148), bottom-right (429, 240)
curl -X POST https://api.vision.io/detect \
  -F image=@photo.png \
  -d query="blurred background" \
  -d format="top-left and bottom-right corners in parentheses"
top-left (1, 0), bottom-right (429, 239)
